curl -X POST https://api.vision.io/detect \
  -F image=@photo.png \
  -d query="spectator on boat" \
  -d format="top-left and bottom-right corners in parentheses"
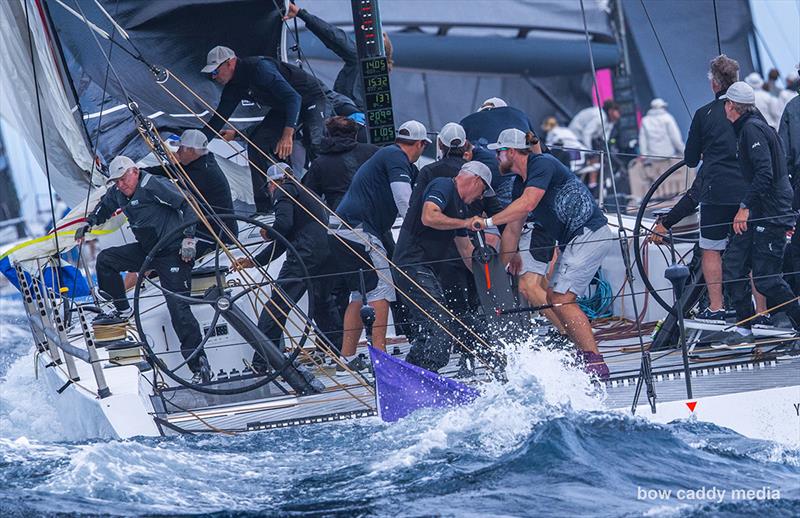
top-left (721, 81), bottom-right (800, 342)
top-left (201, 45), bottom-right (332, 212)
top-left (144, 129), bottom-right (237, 256)
top-left (393, 162), bottom-right (494, 372)
top-left (629, 98), bottom-right (687, 202)
top-left (765, 68), bottom-right (781, 97)
top-left (76, 156), bottom-right (212, 383)
top-left (303, 116), bottom-right (378, 212)
top-left (776, 70), bottom-right (799, 122)
top-left (460, 99), bottom-right (536, 206)
top-left (282, 1), bottom-right (393, 117)
top-left (540, 116), bottom-right (582, 167)
top-left (745, 72), bottom-right (779, 129)
top-left (574, 99), bottom-right (620, 150)
top-left (331, 120), bottom-right (428, 372)
top-left (473, 128), bottom-right (612, 379)
top-left (234, 163), bottom-right (339, 370)
top-left (653, 54), bottom-right (754, 324)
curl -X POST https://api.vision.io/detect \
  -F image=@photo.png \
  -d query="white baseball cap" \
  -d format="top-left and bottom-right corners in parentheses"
top-left (487, 128), bottom-right (529, 150)
top-left (478, 97), bottom-right (507, 111)
top-left (460, 161), bottom-right (495, 197)
top-left (107, 155), bottom-right (137, 183)
top-left (437, 122), bottom-right (467, 147)
top-left (202, 46), bottom-right (235, 73)
top-left (178, 129), bottom-right (208, 150)
top-left (396, 120), bottom-right (432, 143)
top-left (720, 81), bottom-right (755, 105)
top-left (650, 98), bottom-right (668, 109)
top-left (267, 162), bottom-right (292, 181)
top-left (744, 72), bottom-right (764, 89)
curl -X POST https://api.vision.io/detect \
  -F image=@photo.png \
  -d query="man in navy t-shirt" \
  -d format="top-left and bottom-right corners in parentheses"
top-left (473, 128), bottom-right (612, 380)
top-left (394, 162), bottom-right (495, 372)
top-left (331, 120), bottom-right (429, 372)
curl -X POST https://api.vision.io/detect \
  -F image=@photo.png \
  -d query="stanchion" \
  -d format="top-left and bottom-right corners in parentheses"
top-left (664, 228), bottom-right (693, 399)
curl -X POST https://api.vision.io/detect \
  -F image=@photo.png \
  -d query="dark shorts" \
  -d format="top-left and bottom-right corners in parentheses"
top-left (519, 224), bottom-right (556, 275)
top-left (699, 204), bottom-right (739, 251)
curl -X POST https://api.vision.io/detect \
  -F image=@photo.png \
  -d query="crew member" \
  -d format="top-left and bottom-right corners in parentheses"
top-left (235, 163), bottom-right (337, 369)
top-left (394, 162), bottom-right (494, 372)
top-left (146, 129), bottom-right (237, 255)
top-left (201, 45), bottom-right (332, 212)
top-left (76, 156), bottom-right (211, 383)
top-left (303, 116), bottom-right (378, 211)
top-left (721, 82), bottom-right (800, 342)
top-left (779, 93), bottom-right (800, 293)
top-left (332, 120), bottom-right (428, 371)
top-left (653, 55), bottom-right (754, 324)
top-left (474, 128), bottom-right (612, 379)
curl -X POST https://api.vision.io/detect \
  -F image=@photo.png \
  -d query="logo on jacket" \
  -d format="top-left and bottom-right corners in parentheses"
top-left (751, 141), bottom-right (761, 149)
top-left (130, 200), bottom-right (139, 206)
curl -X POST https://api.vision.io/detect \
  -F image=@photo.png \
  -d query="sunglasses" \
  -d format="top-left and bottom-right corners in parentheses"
top-left (210, 59), bottom-right (229, 78)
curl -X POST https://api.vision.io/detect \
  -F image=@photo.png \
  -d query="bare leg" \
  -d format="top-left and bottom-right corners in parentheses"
top-left (751, 275), bottom-right (768, 314)
top-left (340, 301), bottom-right (363, 357)
top-left (702, 249), bottom-right (724, 311)
top-left (519, 272), bottom-right (567, 334)
top-left (548, 289), bottom-right (598, 353)
top-left (340, 298), bottom-right (390, 356)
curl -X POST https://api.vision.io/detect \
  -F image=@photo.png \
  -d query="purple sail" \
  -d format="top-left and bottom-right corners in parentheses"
top-left (369, 346), bottom-right (481, 422)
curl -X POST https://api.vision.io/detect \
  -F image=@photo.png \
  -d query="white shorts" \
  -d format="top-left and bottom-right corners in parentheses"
top-left (332, 226), bottom-right (396, 303)
top-left (550, 225), bottom-right (613, 296)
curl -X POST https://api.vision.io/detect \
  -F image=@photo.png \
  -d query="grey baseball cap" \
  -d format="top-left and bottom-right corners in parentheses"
top-left (107, 155), bottom-right (137, 183)
top-left (202, 46), bottom-right (235, 73)
top-left (720, 81), bottom-right (755, 104)
top-left (178, 129), bottom-right (208, 150)
top-left (460, 161), bottom-right (495, 197)
top-left (437, 122), bottom-right (467, 147)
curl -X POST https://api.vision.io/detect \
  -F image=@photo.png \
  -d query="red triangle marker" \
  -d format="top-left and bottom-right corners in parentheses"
top-left (686, 401), bottom-right (697, 412)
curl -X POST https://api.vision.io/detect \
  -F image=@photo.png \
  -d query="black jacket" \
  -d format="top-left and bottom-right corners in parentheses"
top-left (205, 56), bottom-right (326, 137)
top-left (779, 96), bottom-right (800, 184)
top-left (302, 136), bottom-right (378, 210)
top-left (88, 173), bottom-right (196, 254)
top-left (254, 181), bottom-right (329, 271)
top-left (683, 90), bottom-right (748, 205)
top-left (297, 9), bottom-right (364, 112)
top-left (733, 110), bottom-right (795, 228)
top-left (144, 154), bottom-right (237, 241)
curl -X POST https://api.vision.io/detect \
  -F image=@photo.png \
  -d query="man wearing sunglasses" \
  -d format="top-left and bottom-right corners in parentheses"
top-left (201, 45), bottom-right (334, 212)
top-left (472, 128), bottom-right (612, 380)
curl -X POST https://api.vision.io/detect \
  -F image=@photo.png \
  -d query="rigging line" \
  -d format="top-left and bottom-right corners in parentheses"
top-left (24, 0), bottom-right (64, 274)
top-left (579, 0), bottom-right (651, 401)
top-left (156, 75), bottom-right (500, 374)
top-left (637, 0), bottom-right (692, 117)
top-left (712, 0), bottom-right (721, 56)
top-left (68, 0), bottom-right (122, 304)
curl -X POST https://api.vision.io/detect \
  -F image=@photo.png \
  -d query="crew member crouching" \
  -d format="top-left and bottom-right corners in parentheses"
top-left (76, 156), bottom-right (211, 383)
top-left (393, 162), bottom-right (494, 372)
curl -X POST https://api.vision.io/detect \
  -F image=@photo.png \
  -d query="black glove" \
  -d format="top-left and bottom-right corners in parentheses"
top-left (74, 224), bottom-right (90, 242)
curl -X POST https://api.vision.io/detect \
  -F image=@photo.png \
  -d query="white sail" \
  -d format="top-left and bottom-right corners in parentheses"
top-left (0, 0), bottom-right (102, 206)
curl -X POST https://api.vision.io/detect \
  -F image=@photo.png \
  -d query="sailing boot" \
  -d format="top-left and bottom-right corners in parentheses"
top-left (580, 350), bottom-right (610, 381)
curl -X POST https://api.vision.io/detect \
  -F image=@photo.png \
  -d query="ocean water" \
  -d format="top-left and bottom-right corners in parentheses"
top-left (1, 294), bottom-right (798, 517)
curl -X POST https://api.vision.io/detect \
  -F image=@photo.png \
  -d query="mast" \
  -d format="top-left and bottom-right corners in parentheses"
top-left (609, 0), bottom-right (638, 157)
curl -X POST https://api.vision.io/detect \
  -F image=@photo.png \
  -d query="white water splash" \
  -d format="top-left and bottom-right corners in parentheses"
top-left (372, 339), bottom-right (607, 471)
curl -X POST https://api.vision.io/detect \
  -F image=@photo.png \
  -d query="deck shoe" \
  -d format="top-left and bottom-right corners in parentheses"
top-left (716, 330), bottom-right (756, 349)
top-left (695, 308), bottom-right (726, 324)
top-left (335, 354), bottom-right (370, 377)
top-left (195, 355), bottom-right (213, 384)
top-left (751, 314), bottom-right (772, 328)
top-left (93, 307), bottom-right (133, 325)
top-left (580, 350), bottom-right (610, 381)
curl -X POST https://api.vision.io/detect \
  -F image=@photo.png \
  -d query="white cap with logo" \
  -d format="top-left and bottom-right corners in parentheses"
top-left (107, 155), bottom-right (137, 184)
top-left (720, 81), bottom-right (755, 105)
top-left (396, 120), bottom-right (432, 143)
top-left (178, 129), bottom-right (208, 150)
top-left (478, 97), bottom-right (507, 112)
top-left (460, 161), bottom-right (495, 197)
top-left (267, 162), bottom-right (292, 181)
top-left (437, 122), bottom-right (467, 147)
top-left (202, 45), bottom-right (236, 73)
top-left (487, 128), bottom-right (529, 150)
